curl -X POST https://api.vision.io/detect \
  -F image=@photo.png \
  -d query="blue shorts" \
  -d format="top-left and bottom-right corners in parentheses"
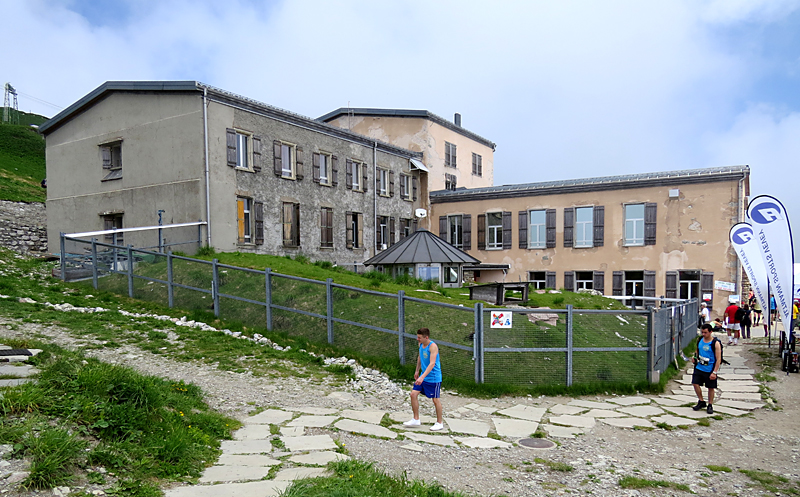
top-left (413, 381), bottom-right (441, 398)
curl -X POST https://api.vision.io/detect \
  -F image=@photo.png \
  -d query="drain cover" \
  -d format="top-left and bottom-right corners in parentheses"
top-left (518, 438), bottom-right (556, 449)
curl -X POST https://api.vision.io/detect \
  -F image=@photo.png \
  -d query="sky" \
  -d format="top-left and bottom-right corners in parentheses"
top-left (3, 0), bottom-right (800, 259)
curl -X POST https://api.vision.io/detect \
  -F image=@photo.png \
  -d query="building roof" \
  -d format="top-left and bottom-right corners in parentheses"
top-left (38, 81), bottom-right (422, 159)
top-left (431, 165), bottom-right (750, 203)
top-left (317, 107), bottom-right (496, 150)
top-left (363, 229), bottom-right (480, 266)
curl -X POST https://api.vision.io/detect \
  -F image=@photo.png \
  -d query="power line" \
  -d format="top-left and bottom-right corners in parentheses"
top-left (17, 91), bottom-right (63, 111)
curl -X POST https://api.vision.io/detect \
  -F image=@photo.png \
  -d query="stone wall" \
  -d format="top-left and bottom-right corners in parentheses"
top-left (0, 201), bottom-right (47, 255)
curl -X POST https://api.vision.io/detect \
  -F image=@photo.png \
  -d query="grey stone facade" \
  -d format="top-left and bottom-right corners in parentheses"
top-left (0, 201), bottom-right (47, 255)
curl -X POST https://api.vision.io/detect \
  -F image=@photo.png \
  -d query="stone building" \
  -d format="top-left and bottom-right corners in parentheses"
top-left (39, 82), bottom-right (425, 265)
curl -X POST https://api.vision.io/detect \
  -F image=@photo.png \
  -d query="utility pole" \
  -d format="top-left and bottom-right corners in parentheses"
top-left (3, 83), bottom-right (19, 124)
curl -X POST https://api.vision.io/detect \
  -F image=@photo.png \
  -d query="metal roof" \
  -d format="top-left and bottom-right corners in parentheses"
top-left (317, 107), bottom-right (496, 150)
top-left (363, 229), bottom-right (480, 266)
top-left (431, 165), bottom-right (750, 203)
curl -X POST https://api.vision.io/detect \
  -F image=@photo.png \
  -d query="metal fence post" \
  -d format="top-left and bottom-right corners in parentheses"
top-left (197, 221), bottom-right (202, 251)
top-left (648, 307), bottom-right (656, 383)
top-left (126, 245), bottom-right (134, 298)
top-left (265, 268), bottom-right (273, 331)
top-left (566, 304), bottom-right (574, 387)
top-left (326, 278), bottom-right (334, 344)
top-left (398, 290), bottom-right (405, 365)
top-left (91, 238), bottom-right (98, 289)
top-left (59, 233), bottom-right (66, 281)
top-left (474, 302), bottom-right (484, 384)
top-left (167, 251), bottom-right (174, 308)
top-left (112, 232), bottom-right (118, 273)
top-left (212, 258), bottom-right (220, 318)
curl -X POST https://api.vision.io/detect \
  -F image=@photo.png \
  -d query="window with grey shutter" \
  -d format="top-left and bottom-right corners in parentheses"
top-left (331, 155), bottom-right (339, 186)
top-left (345, 160), bottom-right (353, 189)
top-left (389, 171), bottom-right (395, 197)
top-left (273, 140), bottom-right (282, 175)
top-left (593, 205), bottom-right (604, 247)
top-left (439, 216), bottom-right (447, 240)
top-left (644, 270), bottom-right (656, 297)
top-left (254, 201), bottom-right (264, 245)
top-left (102, 146), bottom-right (112, 169)
top-left (252, 136), bottom-right (262, 172)
top-left (227, 129), bottom-right (237, 167)
top-left (463, 214), bottom-right (472, 251)
top-left (612, 271), bottom-right (623, 296)
top-left (295, 147), bottom-right (304, 180)
top-left (644, 202), bottom-right (657, 245)
top-left (477, 214), bottom-right (486, 250)
top-left (345, 211), bottom-right (354, 249)
top-left (518, 211), bottom-right (528, 249)
top-left (593, 271), bottom-right (605, 294)
top-left (390, 217), bottom-right (396, 245)
top-left (312, 153), bottom-right (321, 183)
top-left (564, 271), bottom-right (575, 292)
top-left (502, 211), bottom-right (512, 250)
top-left (664, 271), bottom-right (678, 299)
top-left (701, 272), bottom-right (714, 305)
top-left (563, 207), bottom-right (574, 248)
top-left (361, 164), bottom-right (368, 193)
top-left (546, 209), bottom-right (556, 248)
top-left (412, 177), bottom-right (417, 200)
top-left (546, 271), bottom-right (556, 289)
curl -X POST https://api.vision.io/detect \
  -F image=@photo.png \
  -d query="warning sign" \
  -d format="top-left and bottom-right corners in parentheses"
top-left (490, 311), bottom-right (513, 328)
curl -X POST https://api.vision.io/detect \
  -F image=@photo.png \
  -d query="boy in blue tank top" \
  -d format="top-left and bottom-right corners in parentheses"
top-left (403, 327), bottom-right (444, 431)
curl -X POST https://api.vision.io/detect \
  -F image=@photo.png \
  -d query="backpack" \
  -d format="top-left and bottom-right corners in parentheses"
top-left (696, 336), bottom-right (730, 367)
top-left (734, 306), bottom-right (746, 322)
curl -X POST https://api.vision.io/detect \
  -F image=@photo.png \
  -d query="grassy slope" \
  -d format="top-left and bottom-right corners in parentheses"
top-left (0, 123), bottom-right (47, 202)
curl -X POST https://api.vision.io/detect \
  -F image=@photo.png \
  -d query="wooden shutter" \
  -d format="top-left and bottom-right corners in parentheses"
top-left (518, 211), bottom-right (528, 249)
top-left (252, 136), bottom-right (262, 172)
top-left (101, 146), bottom-right (112, 169)
top-left (477, 214), bottom-right (486, 250)
top-left (362, 164), bottom-right (368, 193)
top-left (412, 219), bottom-right (418, 232)
top-left (701, 272), bottom-right (714, 304)
top-left (593, 271), bottom-right (605, 294)
top-left (345, 160), bottom-right (353, 189)
top-left (665, 271), bottom-right (678, 299)
top-left (389, 171), bottom-right (395, 197)
top-left (320, 208), bottom-right (327, 247)
top-left (502, 211), bottom-right (512, 250)
top-left (273, 140), bottom-right (282, 175)
top-left (564, 271), bottom-right (575, 292)
top-left (412, 177), bottom-right (418, 201)
top-left (357, 213), bottom-right (364, 247)
top-left (346, 211), bottom-right (353, 249)
top-left (399, 174), bottom-right (406, 198)
top-left (563, 207), bottom-right (574, 248)
top-left (390, 217), bottom-right (396, 245)
top-left (463, 214), bottom-right (472, 251)
top-left (376, 217), bottom-right (381, 249)
top-left (226, 129), bottom-right (237, 167)
top-left (644, 202), bottom-right (657, 245)
top-left (292, 203), bottom-right (300, 246)
top-left (644, 270), bottom-right (657, 298)
top-left (331, 155), bottom-right (339, 186)
top-left (312, 153), bottom-right (321, 183)
top-left (546, 209), bottom-right (556, 248)
top-left (439, 216), bottom-right (448, 240)
top-left (593, 205), bottom-right (604, 247)
top-left (236, 199), bottom-right (245, 244)
top-left (546, 271), bottom-right (556, 289)
top-left (612, 271), bottom-right (623, 296)
top-left (254, 201), bottom-right (264, 245)
top-left (295, 146), bottom-right (304, 180)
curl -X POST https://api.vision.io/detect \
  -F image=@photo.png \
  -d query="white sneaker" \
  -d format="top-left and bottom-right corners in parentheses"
top-left (430, 422), bottom-right (444, 431)
top-left (403, 418), bottom-right (421, 427)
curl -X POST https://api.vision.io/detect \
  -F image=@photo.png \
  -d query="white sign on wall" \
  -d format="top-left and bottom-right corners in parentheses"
top-left (714, 280), bottom-right (736, 292)
top-left (490, 311), bottom-right (513, 328)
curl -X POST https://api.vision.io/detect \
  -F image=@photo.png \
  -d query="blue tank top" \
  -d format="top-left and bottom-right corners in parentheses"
top-left (419, 341), bottom-right (442, 383)
top-left (697, 338), bottom-right (716, 373)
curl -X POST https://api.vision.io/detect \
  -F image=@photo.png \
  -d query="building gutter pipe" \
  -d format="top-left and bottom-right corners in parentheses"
top-left (203, 88), bottom-right (212, 247)
top-left (736, 172), bottom-right (746, 299)
top-left (373, 141), bottom-right (378, 256)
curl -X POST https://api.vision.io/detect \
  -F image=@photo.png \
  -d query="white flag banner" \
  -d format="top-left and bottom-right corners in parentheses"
top-left (747, 195), bottom-right (795, 339)
top-left (729, 223), bottom-right (770, 320)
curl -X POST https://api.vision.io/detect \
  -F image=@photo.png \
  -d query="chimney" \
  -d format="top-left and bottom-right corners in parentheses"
top-left (454, 113), bottom-right (461, 127)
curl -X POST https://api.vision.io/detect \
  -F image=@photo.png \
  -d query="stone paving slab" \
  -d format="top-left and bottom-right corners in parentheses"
top-left (0, 356), bottom-right (36, 364)
top-left (549, 404), bottom-right (586, 415)
top-left (288, 451), bottom-right (350, 465)
top-left (454, 436), bottom-right (512, 449)
top-left (220, 440), bottom-right (274, 454)
top-left (541, 424), bottom-right (584, 438)
top-left (165, 480), bottom-right (290, 497)
top-left (598, 417), bottom-right (653, 429)
top-left (719, 391), bottom-right (762, 401)
top-left (716, 399), bottom-right (764, 410)
top-left (718, 374), bottom-right (757, 380)
top-left (217, 454), bottom-right (280, 467)
top-left (198, 465), bottom-right (269, 483)
top-left (334, 419), bottom-right (397, 439)
top-left (568, 400), bottom-right (618, 410)
top-left (606, 396), bottom-right (652, 406)
top-left (712, 405), bottom-right (750, 416)
top-left (282, 435), bottom-right (337, 452)
top-left (340, 409), bottom-right (385, 424)
top-left (582, 409), bottom-right (627, 418)
top-left (492, 418), bottom-right (539, 438)
top-left (617, 405), bottom-right (664, 417)
top-left (234, 425), bottom-right (273, 441)
top-left (463, 403), bottom-right (481, 409)
top-left (444, 418), bottom-right (490, 436)
top-left (474, 406), bottom-right (497, 414)
top-left (244, 410), bottom-right (294, 425)
top-left (652, 397), bottom-right (687, 407)
top-left (661, 406), bottom-right (713, 419)
top-left (389, 412), bottom-right (438, 424)
top-left (0, 365), bottom-right (37, 377)
top-left (674, 378), bottom-right (693, 385)
top-left (719, 384), bottom-right (760, 392)
top-left (548, 415), bottom-right (596, 429)
top-left (733, 368), bottom-right (755, 374)
top-left (664, 394), bottom-right (700, 404)
top-left (287, 415), bottom-right (338, 428)
top-left (404, 432), bottom-right (457, 446)
top-left (280, 426), bottom-right (305, 437)
top-left (0, 379), bottom-right (32, 387)
top-left (392, 423), bottom-right (450, 434)
top-left (401, 443), bottom-right (424, 452)
top-left (275, 467), bottom-right (330, 480)
top-left (651, 415), bottom-right (698, 427)
top-left (496, 405), bottom-right (546, 422)
top-left (291, 407), bottom-right (339, 415)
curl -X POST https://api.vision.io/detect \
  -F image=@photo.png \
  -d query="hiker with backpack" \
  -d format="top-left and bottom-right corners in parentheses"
top-left (724, 301), bottom-right (743, 346)
top-left (740, 304), bottom-right (752, 339)
top-left (692, 323), bottom-right (723, 414)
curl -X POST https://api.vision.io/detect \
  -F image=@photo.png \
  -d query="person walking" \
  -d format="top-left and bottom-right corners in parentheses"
top-left (724, 301), bottom-right (741, 345)
top-left (752, 296), bottom-right (762, 326)
top-left (699, 302), bottom-right (710, 329)
top-left (404, 328), bottom-right (444, 431)
top-left (741, 304), bottom-right (752, 339)
top-left (692, 323), bottom-right (722, 414)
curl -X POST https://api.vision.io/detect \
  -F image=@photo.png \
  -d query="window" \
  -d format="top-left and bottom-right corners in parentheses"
top-left (445, 173), bottom-right (457, 191)
top-left (346, 160), bottom-right (367, 192)
top-left (346, 211), bottom-right (364, 249)
top-left (313, 152), bottom-right (336, 186)
top-left (472, 153), bottom-right (482, 176)
top-left (102, 213), bottom-right (123, 244)
top-left (418, 264), bottom-right (440, 282)
top-left (448, 215), bottom-right (463, 249)
top-left (529, 271), bottom-right (546, 290)
top-left (399, 174), bottom-right (411, 200)
top-left (376, 215), bottom-right (388, 250)
top-left (624, 204), bottom-right (645, 246)
top-left (574, 207), bottom-right (593, 248)
top-left (679, 270), bottom-right (700, 300)
top-left (237, 197), bottom-right (253, 244)
top-left (624, 271), bottom-right (644, 308)
top-left (101, 141), bottom-right (122, 181)
top-left (320, 207), bottom-right (333, 248)
top-left (226, 129), bottom-right (263, 171)
top-left (487, 212), bottom-right (503, 249)
top-left (377, 168), bottom-right (391, 196)
top-left (273, 141), bottom-right (302, 179)
top-left (443, 266), bottom-right (459, 284)
top-left (445, 142), bottom-right (457, 168)
top-left (575, 271), bottom-right (594, 290)
top-left (282, 202), bottom-right (300, 247)
top-left (400, 218), bottom-right (412, 239)
top-left (528, 210), bottom-right (546, 249)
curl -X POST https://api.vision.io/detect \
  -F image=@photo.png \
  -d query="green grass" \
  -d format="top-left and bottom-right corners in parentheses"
top-left (534, 457), bottom-right (573, 472)
top-left (739, 469), bottom-right (800, 495)
top-left (0, 123), bottom-right (46, 202)
top-left (618, 476), bottom-right (691, 492)
top-left (705, 465), bottom-right (732, 472)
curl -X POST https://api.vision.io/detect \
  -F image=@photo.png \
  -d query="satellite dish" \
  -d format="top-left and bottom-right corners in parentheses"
top-left (415, 208), bottom-right (427, 218)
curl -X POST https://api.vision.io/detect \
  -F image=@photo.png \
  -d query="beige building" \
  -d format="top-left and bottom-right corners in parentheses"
top-left (430, 166), bottom-right (750, 318)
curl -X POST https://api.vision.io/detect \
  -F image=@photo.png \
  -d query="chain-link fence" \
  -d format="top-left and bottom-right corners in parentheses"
top-left (60, 234), bottom-right (697, 388)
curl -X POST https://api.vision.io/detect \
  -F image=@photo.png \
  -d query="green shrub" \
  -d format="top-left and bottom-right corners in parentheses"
top-left (195, 245), bottom-right (216, 257)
